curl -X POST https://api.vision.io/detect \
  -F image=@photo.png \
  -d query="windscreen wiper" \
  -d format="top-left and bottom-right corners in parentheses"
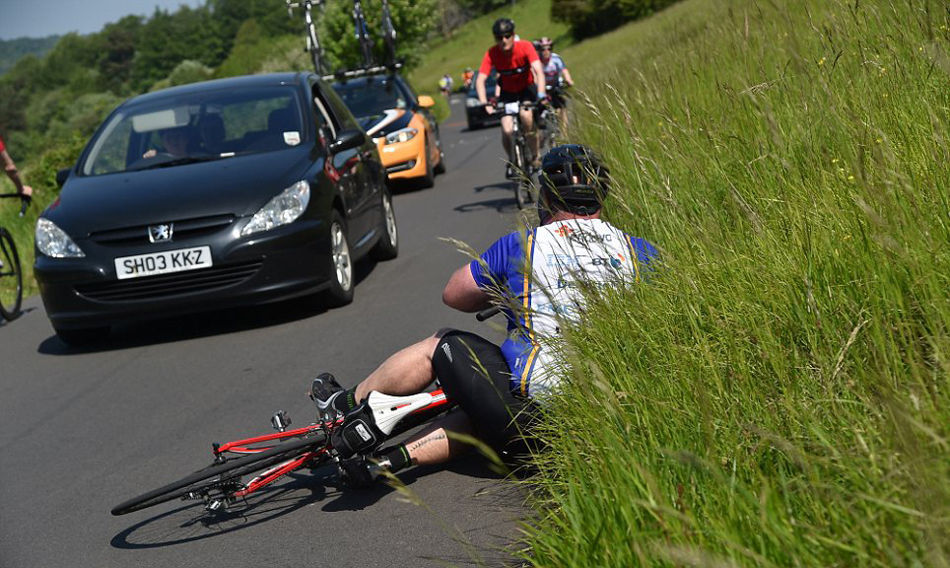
top-left (129, 154), bottom-right (231, 172)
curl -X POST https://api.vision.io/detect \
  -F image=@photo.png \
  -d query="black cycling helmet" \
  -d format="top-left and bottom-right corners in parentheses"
top-left (539, 144), bottom-right (610, 216)
top-left (492, 18), bottom-right (515, 37)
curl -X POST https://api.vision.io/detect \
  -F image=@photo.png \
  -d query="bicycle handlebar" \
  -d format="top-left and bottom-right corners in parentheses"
top-left (476, 306), bottom-right (501, 321)
top-left (0, 193), bottom-right (31, 217)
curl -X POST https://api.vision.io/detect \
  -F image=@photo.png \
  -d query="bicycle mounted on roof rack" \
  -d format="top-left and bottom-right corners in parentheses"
top-left (288, 0), bottom-right (400, 77)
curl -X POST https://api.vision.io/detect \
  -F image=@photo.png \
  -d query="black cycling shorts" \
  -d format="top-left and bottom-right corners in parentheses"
top-left (548, 89), bottom-right (567, 109)
top-left (432, 330), bottom-right (540, 459)
top-left (498, 85), bottom-right (538, 105)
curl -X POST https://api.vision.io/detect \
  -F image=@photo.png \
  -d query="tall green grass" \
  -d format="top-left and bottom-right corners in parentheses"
top-left (522, 0), bottom-right (950, 565)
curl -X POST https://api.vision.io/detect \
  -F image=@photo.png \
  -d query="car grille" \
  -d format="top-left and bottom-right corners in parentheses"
top-left (88, 215), bottom-right (236, 245)
top-left (75, 260), bottom-right (262, 302)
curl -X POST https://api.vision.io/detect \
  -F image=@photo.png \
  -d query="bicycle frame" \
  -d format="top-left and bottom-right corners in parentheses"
top-left (351, 0), bottom-right (375, 67)
top-left (0, 193), bottom-right (30, 217)
top-left (287, 0), bottom-right (328, 75)
top-left (204, 388), bottom-right (451, 503)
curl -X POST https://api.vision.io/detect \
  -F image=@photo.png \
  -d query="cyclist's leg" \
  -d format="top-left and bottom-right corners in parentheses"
top-left (401, 409), bottom-right (474, 466)
top-left (431, 330), bottom-right (537, 454)
top-left (520, 87), bottom-right (540, 167)
top-left (500, 114), bottom-right (514, 161)
top-left (353, 333), bottom-right (443, 402)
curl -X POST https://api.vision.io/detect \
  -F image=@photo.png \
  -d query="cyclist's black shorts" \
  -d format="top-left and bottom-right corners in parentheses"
top-left (432, 329), bottom-right (541, 459)
top-left (498, 85), bottom-right (538, 105)
top-left (548, 89), bottom-right (567, 109)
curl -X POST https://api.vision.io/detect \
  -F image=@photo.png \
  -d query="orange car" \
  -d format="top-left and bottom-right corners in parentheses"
top-left (331, 72), bottom-right (445, 187)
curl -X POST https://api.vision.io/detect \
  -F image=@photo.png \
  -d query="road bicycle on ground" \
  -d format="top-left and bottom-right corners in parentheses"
top-left (111, 308), bottom-right (503, 517)
top-left (287, 0), bottom-right (329, 76)
top-left (111, 388), bottom-right (453, 516)
top-left (0, 193), bottom-right (29, 321)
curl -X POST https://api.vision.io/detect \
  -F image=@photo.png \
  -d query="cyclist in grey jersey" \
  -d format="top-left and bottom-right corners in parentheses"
top-left (312, 144), bottom-right (658, 487)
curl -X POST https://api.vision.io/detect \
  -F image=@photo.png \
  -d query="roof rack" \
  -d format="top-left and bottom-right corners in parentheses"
top-left (323, 60), bottom-right (403, 82)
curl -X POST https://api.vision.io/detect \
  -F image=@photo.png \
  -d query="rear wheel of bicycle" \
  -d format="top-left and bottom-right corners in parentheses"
top-left (382, 17), bottom-right (396, 65)
top-left (111, 432), bottom-right (328, 516)
top-left (0, 228), bottom-right (23, 321)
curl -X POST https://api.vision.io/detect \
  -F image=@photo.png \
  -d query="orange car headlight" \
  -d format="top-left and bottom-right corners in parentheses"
top-left (384, 127), bottom-right (418, 145)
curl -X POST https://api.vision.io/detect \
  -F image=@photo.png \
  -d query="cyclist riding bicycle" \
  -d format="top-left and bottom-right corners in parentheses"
top-left (475, 18), bottom-right (548, 177)
top-left (312, 144), bottom-right (659, 487)
top-left (536, 37), bottom-right (574, 128)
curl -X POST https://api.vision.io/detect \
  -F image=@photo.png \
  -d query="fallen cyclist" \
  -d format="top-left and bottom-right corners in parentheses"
top-left (313, 144), bottom-right (659, 487)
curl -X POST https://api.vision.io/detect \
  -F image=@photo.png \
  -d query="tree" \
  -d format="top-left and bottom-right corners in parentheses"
top-left (553, 0), bottom-right (680, 39)
top-left (317, 0), bottom-right (437, 71)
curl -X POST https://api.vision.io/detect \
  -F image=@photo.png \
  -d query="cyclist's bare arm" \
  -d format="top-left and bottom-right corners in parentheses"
top-left (562, 67), bottom-right (574, 87)
top-left (475, 72), bottom-right (492, 113)
top-left (530, 59), bottom-right (547, 98)
top-left (443, 264), bottom-right (490, 312)
top-left (1, 149), bottom-right (32, 197)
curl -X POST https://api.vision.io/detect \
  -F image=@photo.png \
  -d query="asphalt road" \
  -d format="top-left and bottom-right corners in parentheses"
top-left (0, 95), bottom-right (533, 568)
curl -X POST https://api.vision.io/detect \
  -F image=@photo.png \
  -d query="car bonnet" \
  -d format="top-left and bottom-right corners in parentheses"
top-left (359, 109), bottom-right (413, 138)
top-left (48, 147), bottom-right (316, 237)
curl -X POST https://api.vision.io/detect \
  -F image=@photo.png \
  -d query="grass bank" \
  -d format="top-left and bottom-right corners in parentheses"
top-left (523, 0), bottom-right (949, 565)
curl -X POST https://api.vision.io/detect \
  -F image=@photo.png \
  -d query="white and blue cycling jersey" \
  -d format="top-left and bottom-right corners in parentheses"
top-left (470, 218), bottom-right (658, 399)
top-left (542, 53), bottom-right (567, 86)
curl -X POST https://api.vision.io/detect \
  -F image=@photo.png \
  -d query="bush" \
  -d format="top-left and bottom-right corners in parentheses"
top-left (553, 0), bottom-right (681, 39)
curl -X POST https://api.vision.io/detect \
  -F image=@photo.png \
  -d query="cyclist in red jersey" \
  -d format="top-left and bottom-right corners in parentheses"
top-left (475, 18), bottom-right (547, 176)
top-left (0, 133), bottom-right (33, 201)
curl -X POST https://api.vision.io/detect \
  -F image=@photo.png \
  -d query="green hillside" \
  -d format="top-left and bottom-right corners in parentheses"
top-left (0, 36), bottom-right (60, 76)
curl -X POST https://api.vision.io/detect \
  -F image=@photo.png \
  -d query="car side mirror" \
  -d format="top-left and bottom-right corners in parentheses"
top-left (328, 129), bottom-right (366, 154)
top-left (417, 95), bottom-right (435, 109)
top-left (56, 168), bottom-right (71, 187)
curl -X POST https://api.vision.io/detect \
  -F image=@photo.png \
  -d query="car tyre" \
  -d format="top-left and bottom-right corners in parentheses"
top-left (370, 190), bottom-right (398, 261)
top-left (55, 325), bottom-right (110, 346)
top-left (418, 137), bottom-right (435, 189)
top-left (324, 210), bottom-right (354, 307)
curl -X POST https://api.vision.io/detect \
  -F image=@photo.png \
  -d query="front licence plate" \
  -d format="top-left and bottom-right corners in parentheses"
top-left (114, 246), bottom-right (212, 280)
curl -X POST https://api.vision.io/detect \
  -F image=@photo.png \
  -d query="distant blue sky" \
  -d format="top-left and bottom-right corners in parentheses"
top-left (0, 0), bottom-right (205, 40)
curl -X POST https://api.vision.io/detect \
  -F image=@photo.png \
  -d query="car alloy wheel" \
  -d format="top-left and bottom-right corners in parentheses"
top-left (325, 211), bottom-right (354, 306)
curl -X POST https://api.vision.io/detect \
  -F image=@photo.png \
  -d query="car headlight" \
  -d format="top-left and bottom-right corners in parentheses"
top-left (36, 218), bottom-right (85, 258)
top-left (465, 98), bottom-right (483, 108)
top-left (384, 127), bottom-right (417, 145)
top-left (241, 180), bottom-right (311, 237)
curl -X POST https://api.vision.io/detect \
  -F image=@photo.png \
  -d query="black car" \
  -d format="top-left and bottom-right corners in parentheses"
top-left (36, 72), bottom-right (399, 344)
top-left (464, 72), bottom-right (501, 130)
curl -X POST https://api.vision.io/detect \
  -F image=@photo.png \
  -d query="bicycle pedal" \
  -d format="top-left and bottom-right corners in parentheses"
top-left (271, 410), bottom-right (291, 432)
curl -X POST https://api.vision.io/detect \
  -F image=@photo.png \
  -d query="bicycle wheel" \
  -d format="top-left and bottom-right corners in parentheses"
top-left (381, 2), bottom-right (396, 65)
top-left (0, 228), bottom-right (23, 321)
top-left (111, 432), bottom-right (327, 516)
top-left (512, 137), bottom-right (532, 209)
top-left (308, 29), bottom-right (327, 76)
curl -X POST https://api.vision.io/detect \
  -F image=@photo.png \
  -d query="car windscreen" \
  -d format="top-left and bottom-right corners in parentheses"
top-left (331, 78), bottom-right (408, 122)
top-left (81, 86), bottom-right (305, 176)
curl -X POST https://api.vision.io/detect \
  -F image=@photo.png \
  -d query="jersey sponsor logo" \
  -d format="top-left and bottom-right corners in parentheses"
top-left (545, 253), bottom-right (581, 268)
top-left (590, 254), bottom-right (625, 269)
top-left (559, 227), bottom-right (615, 245)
